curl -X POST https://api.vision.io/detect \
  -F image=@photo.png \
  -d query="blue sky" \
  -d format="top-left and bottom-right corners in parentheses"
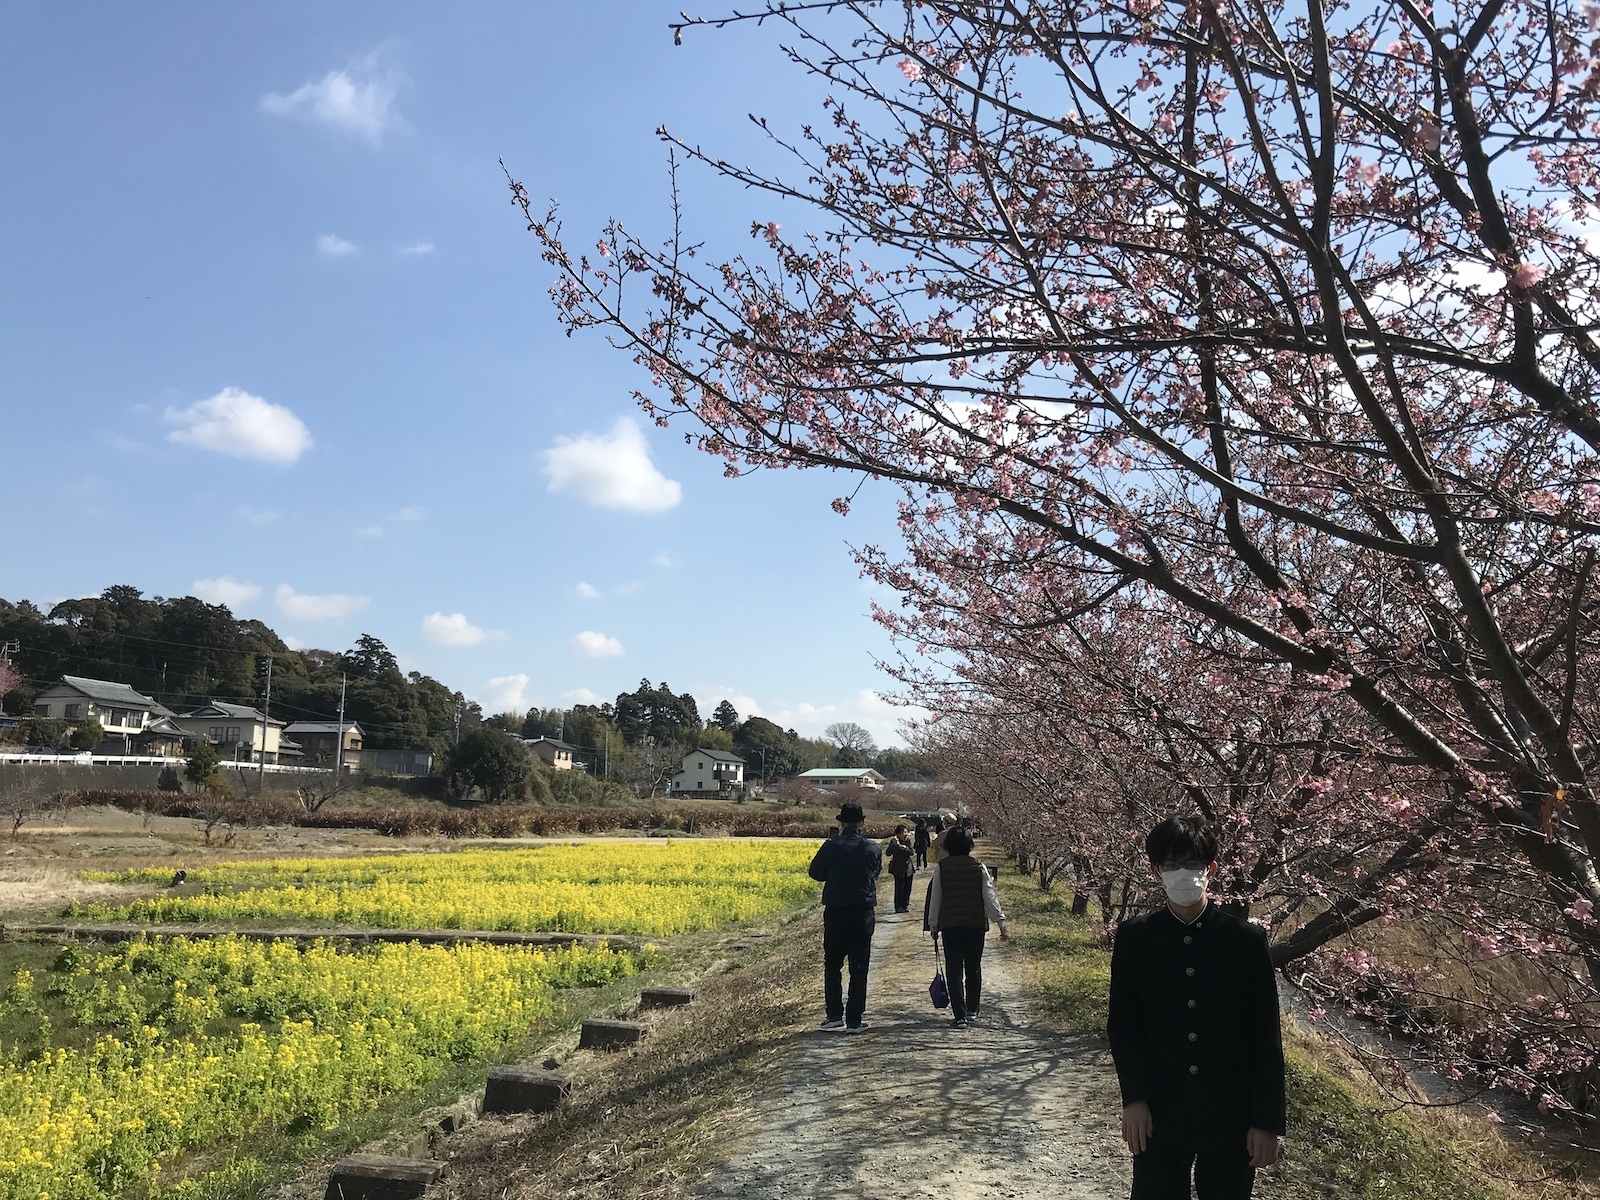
top-left (0, 3), bottom-right (917, 746)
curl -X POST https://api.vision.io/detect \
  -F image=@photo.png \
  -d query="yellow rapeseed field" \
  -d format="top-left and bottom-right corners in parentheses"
top-left (0, 935), bottom-right (645, 1200)
top-left (2, 839), bottom-right (822, 1199)
top-left (77, 840), bottom-right (819, 935)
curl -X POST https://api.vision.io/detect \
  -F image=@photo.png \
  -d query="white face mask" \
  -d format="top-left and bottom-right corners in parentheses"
top-left (1159, 868), bottom-right (1208, 907)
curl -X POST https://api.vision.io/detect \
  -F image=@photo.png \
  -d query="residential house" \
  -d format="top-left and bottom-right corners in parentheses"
top-left (283, 722), bottom-right (365, 770)
top-left (670, 748), bottom-right (745, 797)
top-left (524, 736), bottom-right (576, 770)
top-left (173, 701), bottom-right (285, 765)
top-left (30, 676), bottom-right (177, 754)
top-left (130, 716), bottom-right (197, 758)
top-left (354, 748), bottom-right (433, 777)
top-left (797, 767), bottom-right (887, 792)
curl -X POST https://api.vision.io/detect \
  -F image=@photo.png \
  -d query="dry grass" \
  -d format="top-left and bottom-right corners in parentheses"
top-left (432, 911), bottom-right (820, 1200)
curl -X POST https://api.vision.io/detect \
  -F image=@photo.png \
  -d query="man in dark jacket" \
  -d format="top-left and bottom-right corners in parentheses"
top-left (1108, 815), bottom-right (1285, 1200)
top-left (808, 800), bottom-right (882, 1032)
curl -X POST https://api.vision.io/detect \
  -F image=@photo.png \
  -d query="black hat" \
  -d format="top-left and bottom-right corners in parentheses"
top-left (836, 801), bottom-right (866, 824)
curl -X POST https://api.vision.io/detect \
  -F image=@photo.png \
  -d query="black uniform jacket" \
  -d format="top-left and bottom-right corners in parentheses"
top-left (1107, 902), bottom-right (1286, 1149)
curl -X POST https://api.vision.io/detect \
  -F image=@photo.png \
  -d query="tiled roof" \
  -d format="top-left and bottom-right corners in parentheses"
top-left (54, 676), bottom-right (160, 707)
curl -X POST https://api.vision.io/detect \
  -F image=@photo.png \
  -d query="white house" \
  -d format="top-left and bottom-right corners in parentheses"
top-left (173, 701), bottom-right (285, 765)
top-left (798, 767), bottom-right (887, 792)
top-left (30, 676), bottom-right (176, 753)
top-left (671, 748), bottom-right (745, 797)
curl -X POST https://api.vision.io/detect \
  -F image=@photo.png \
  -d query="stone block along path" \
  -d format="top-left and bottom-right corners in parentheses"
top-left (695, 873), bottom-right (1130, 1200)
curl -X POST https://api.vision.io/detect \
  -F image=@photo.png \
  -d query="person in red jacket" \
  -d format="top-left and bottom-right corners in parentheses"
top-left (1108, 815), bottom-right (1286, 1200)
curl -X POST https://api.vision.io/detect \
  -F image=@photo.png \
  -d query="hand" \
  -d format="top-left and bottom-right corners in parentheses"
top-left (1121, 1102), bottom-right (1152, 1156)
top-left (1246, 1128), bottom-right (1280, 1168)
top-left (998, 924), bottom-right (1010, 941)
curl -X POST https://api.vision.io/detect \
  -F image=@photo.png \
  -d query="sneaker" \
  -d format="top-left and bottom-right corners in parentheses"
top-left (845, 1022), bottom-right (870, 1034)
top-left (818, 1018), bottom-right (845, 1031)
top-left (968, 1008), bottom-right (980, 1020)
top-left (951, 1017), bottom-right (968, 1029)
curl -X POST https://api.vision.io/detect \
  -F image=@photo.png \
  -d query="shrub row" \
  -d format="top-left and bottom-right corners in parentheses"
top-left (57, 790), bottom-right (895, 840)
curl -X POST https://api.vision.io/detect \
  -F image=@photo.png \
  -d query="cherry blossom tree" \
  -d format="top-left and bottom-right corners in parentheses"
top-left (520, 0), bottom-right (1600, 1110)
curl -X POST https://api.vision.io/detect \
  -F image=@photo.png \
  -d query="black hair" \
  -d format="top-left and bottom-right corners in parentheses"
top-left (944, 827), bottom-right (975, 856)
top-left (1144, 815), bottom-right (1217, 865)
top-left (895, 823), bottom-right (908, 834)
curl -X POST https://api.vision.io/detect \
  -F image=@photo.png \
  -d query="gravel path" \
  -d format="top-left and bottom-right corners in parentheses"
top-left (695, 874), bottom-right (1130, 1200)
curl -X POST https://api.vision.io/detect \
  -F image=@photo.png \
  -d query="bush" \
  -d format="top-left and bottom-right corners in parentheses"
top-left (67, 719), bottom-right (105, 752)
top-left (156, 765), bottom-right (183, 792)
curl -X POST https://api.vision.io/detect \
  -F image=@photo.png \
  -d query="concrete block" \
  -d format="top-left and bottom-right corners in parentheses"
top-left (324, 1154), bottom-right (445, 1200)
top-left (640, 986), bottom-right (694, 1009)
top-left (482, 1066), bottom-right (571, 1114)
top-left (433, 1102), bottom-right (476, 1133)
top-left (580, 1018), bottom-right (647, 1050)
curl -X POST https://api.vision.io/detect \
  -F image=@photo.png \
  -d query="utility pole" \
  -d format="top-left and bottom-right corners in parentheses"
top-left (453, 699), bottom-right (463, 746)
top-left (333, 673), bottom-right (348, 780)
top-left (256, 654), bottom-right (273, 791)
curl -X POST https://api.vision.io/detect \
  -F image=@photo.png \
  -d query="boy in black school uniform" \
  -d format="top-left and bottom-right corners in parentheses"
top-left (1108, 816), bottom-right (1285, 1200)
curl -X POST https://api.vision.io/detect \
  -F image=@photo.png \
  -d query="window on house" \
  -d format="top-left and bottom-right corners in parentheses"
top-left (209, 727), bottom-right (225, 742)
top-left (227, 727), bottom-right (241, 743)
top-left (64, 704), bottom-right (82, 720)
top-left (33, 704), bottom-right (50, 717)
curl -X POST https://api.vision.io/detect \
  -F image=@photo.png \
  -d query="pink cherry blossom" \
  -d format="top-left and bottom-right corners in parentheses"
top-left (898, 58), bottom-right (922, 81)
top-left (1510, 261), bottom-right (1545, 288)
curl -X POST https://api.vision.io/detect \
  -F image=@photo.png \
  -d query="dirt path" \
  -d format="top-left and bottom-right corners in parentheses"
top-left (694, 874), bottom-right (1130, 1200)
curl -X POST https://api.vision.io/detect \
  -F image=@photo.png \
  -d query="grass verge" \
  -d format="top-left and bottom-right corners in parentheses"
top-left (993, 870), bottom-right (1596, 1200)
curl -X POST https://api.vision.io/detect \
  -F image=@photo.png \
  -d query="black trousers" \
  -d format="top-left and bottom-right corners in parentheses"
top-left (1131, 1141), bottom-right (1255, 1200)
top-left (892, 871), bottom-right (914, 912)
top-left (915, 847), bottom-right (928, 868)
top-left (822, 905), bottom-right (875, 1025)
top-left (941, 927), bottom-right (986, 1019)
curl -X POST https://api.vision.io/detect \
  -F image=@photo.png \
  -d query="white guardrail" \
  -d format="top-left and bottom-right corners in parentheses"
top-left (0, 753), bottom-right (313, 773)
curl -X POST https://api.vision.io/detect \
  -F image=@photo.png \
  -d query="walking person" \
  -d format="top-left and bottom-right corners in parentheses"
top-left (929, 812), bottom-right (957, 863)
top-left (1108, 815), bottom-right (1285, 1200)
top-left (913, 818), bottom-right (931, 869)
top-left (884, 823), bottom-right (916, 913)
top-left (808, 800), bottom-right (883, 1033)
top-left (923, 825), bottom-right (1007, 1029)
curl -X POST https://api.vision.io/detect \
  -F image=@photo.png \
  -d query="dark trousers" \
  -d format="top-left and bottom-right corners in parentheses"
top-left (823, 905), bottom-right (875, 1025)
top-left (941, 927), bottom-right (986, 1019)
top-left (1131, 1141), bottom-right (1254, 1200)
top-left (892, 871), bottom-right (914, 912)
top-left (915, 847), bottom-right (928, 868)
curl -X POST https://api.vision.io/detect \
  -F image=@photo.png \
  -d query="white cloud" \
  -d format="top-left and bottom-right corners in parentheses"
top-left (353, 524), bottom-right (384, 538)
top-left (190, 576), bottom-right (262, 608)
top-left (561, 687), bottom-right (602, 705)
top-left (652, 551), bottom-right (677, 568)
top-left (398, 242), bottom-right (434, 257)
top-left (165, 387), bottom-right (313, 465)
top-left (768, 689), bottom-right (923, 750)
top-left (542, 418), bottom-right (682, 512)
top-left (281, 634), bottom-right (311, 651)
top-left (236, 506), bottom-right (281, 525)
top-left (697, 685), bottom-right (765, 722)
top-left (317, 233), bottom-right (358, 257)
top-left (422, 612), bottom-right (492, 647)
top-left (575, 581), bottom-right (600, 599)
top-left (274, 584), bottom-right (369, 621)
top-left (391, 506), bottom-right (426, 522)
top-left (260, 58), bottom-right (402, 143)
top-left (572, 630), bottom-right (625, 657)
top-left (480, 673), bottom-right (531, 712)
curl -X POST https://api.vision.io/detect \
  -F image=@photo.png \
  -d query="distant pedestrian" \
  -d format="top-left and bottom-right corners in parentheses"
top-left (1108, 815), bottom-right (1285, 1200)
top-left (913, 819), bottom-right (931, 869)
top-left (808, 801), bottom-right (883, 1033)
top-left (884, 823), bottom-right (916, 913)
top-left (923, 825), bottom-right (1007, 1029)
top-left (929, 813), bottom-right (957, 863)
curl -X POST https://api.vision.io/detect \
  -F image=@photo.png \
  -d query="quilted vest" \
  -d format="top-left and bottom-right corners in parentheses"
top-left (935, 855), bottom-right (989, 932)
